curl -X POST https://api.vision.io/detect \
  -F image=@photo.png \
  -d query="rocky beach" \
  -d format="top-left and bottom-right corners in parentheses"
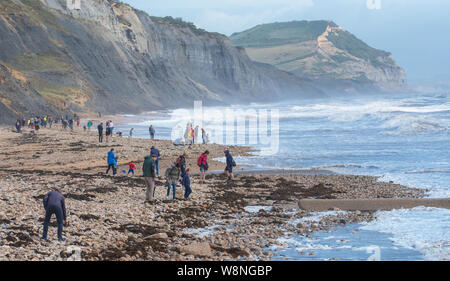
top-left (0, 124), bottom-right (426, 261)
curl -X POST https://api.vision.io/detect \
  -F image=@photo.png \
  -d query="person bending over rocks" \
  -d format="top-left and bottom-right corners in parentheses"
top-left (143, 154), bottom-right (157, 202)
top-left (165, 162), bottom-right (181, 200)
top-left (41, 190), bottom-right (68, 242)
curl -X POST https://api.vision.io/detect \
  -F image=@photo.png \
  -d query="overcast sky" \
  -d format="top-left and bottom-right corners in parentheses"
top-left (121, 0), bottom-right (450, 88)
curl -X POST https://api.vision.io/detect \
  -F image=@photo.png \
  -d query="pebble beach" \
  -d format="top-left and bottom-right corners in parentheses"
top-left (0, 124), bottom-right (426, 261)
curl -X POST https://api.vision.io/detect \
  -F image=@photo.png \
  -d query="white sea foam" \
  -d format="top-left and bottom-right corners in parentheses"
top-left (244, 206), bottom-right (273, 213)
top-left (361, 207), bottom-right (450, 261)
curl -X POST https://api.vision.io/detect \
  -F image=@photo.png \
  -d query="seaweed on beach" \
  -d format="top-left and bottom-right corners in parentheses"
top-left (210, 244), bottom-right (249, 258)
top-left (79, 214), bottom-right (101, 221)
top-left (64, 193), bottom-right (96, 201)
top-left (112, 223), bottom-right (161, 237)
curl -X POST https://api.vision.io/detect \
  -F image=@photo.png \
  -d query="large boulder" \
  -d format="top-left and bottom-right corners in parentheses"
top-left (179, 242), bottom-right (212, 257)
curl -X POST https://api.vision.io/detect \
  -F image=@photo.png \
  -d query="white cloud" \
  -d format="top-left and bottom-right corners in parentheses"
top-left (190, 0), bottom-right (315, 35)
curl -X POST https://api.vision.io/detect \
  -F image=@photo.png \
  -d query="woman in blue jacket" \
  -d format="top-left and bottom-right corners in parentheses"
top-left (106, 148), bottom-right (117, 175)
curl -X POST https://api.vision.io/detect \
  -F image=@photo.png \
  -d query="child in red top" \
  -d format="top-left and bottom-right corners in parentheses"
top-left (128, 162), bottom-right (136, 176)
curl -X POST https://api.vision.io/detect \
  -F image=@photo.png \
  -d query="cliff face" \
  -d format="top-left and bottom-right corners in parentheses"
top-left (230, 21), bottom-right (408, 93)
top-left (0, 0), bottom-right (320, 123)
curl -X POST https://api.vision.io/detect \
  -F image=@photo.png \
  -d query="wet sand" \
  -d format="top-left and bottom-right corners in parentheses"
top-left (0, 125), bottom-right (426, 261)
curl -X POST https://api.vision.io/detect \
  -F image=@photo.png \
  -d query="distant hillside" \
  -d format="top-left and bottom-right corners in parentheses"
top-left (230, 20), bottom-right (407, 92)
top-left (0, 0), bottom-right (321, 124)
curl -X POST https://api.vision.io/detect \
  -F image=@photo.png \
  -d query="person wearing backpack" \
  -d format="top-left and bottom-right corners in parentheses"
top-left (197, 150), bottom-right (209, 184)
top-left (225, 149), bottom-right (236, 180)
top-left (165, 162), bottom-right (180, 200)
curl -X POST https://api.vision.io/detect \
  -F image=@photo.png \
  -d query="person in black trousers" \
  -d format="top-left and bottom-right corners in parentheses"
top-left (98, 122), bottom-right (104, 143)
top-left (41, 190), bottom-right (68, 242)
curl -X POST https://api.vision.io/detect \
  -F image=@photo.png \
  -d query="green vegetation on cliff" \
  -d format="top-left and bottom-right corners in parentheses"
top-left (230, 20), bottom-right (332, 48)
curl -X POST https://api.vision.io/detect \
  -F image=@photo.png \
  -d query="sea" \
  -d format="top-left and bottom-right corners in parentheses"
top-left (116, 92), bottom-right (450, 261)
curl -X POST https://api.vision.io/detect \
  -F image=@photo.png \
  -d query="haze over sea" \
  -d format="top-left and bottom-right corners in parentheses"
top-left (117, 92), bottom-right (450, 260)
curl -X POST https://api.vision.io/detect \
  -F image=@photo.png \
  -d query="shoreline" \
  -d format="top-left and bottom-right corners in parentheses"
top-left (0, 125), bottom-right (427, 261)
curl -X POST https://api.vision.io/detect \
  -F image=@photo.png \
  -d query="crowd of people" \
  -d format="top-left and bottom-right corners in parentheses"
top-left (15, 114), bottom-right (82, 134)
top-left (26, 114), bottom-right (236, 241)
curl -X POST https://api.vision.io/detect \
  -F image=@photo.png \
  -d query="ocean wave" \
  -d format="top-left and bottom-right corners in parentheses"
top-left (361, 207), bottom-right (450, 261)
top-left (379, 114), bottom-right (450, 135)
top-left (405, 168), bottom-right (450, 174)
top-left (287, 100), bottom-right (450, 122)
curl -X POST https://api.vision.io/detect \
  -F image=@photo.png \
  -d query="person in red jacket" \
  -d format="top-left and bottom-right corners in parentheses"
top-left (197, 150), bottom-right (209, 184)
top-left (128, 161), bottom-right (136, 176)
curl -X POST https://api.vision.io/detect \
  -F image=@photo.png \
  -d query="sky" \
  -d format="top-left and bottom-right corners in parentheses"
top-left (121, 0), bottom-right (450, 89)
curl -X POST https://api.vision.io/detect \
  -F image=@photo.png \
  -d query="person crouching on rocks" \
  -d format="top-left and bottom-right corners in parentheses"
top-left (41, 189), bottom-right (68, 242)
top-left (143, 154), bottom-right (157, 202)
top-left (182, 168), bottom-right (192, 200)
top-left (165, 162), bottom-right (180, 200)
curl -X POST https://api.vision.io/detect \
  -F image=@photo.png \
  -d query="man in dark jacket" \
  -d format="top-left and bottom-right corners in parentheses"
top-left (225, 149), bottom-right (236, 180)
top-left (182, 169), bottom-right (192, 200)
top-left (179, 153), bottom-right (187, 179)
top-left (41, 190), bottom-right (68, 242)
top-left (150, 146), bottom-right (160, 176)
top-left (15, 120), bottom-right (22, 133)
top-left (143, 154), bottom-right (157, 202)
top-left (98, 123), bottom-right (104, 143)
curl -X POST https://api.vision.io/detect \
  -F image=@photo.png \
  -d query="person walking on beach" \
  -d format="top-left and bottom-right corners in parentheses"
top-left (98, 122), bottom-right (104, 143)
top-left (194, 125), bottom-right (199, 144)
top-left (48, 116), bottom-right (53, 128)
top-left (15, 119), bottom-right (22, 133)
top-left (41, 189), bottom-right (68, 242)
top-left (224, 149), bottom-right (236, 181)
top-left (201, 128), bottom-right (207, 144)
top-left (129, 128), bottom-right (135, 138)
top-left (143, 154), bottom-right (157, 202)
top-left (197, 150), bottom-right (209, 184)
top-left (110, 121), bottom-right (114, 137)
top-left (105, 122), bottom-right (111, 143)
top-left (178, 152), bottom-right (187, 181)
top-left (150, 146), bottom-right (160, 176)
top-left (87, 120), bottom-right (93, 131)
top-left (182, 168), bottom-right (192, 200)
top-left (68, 119), bottom-right (74, 131)
top-left (62, 119), bottom-right (68, 130)
top-left (149, 125), bottom-right (155, 140)
top-left (106, 148), bottom-right (117, 176)
top-left (165, 162), bottom-right (180, 200)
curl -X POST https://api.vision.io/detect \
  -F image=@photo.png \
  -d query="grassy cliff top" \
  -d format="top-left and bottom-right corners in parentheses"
top-left (230, 20), bottom-right (334, 48)
top-left (230, 20), bottom-right (393, 64)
